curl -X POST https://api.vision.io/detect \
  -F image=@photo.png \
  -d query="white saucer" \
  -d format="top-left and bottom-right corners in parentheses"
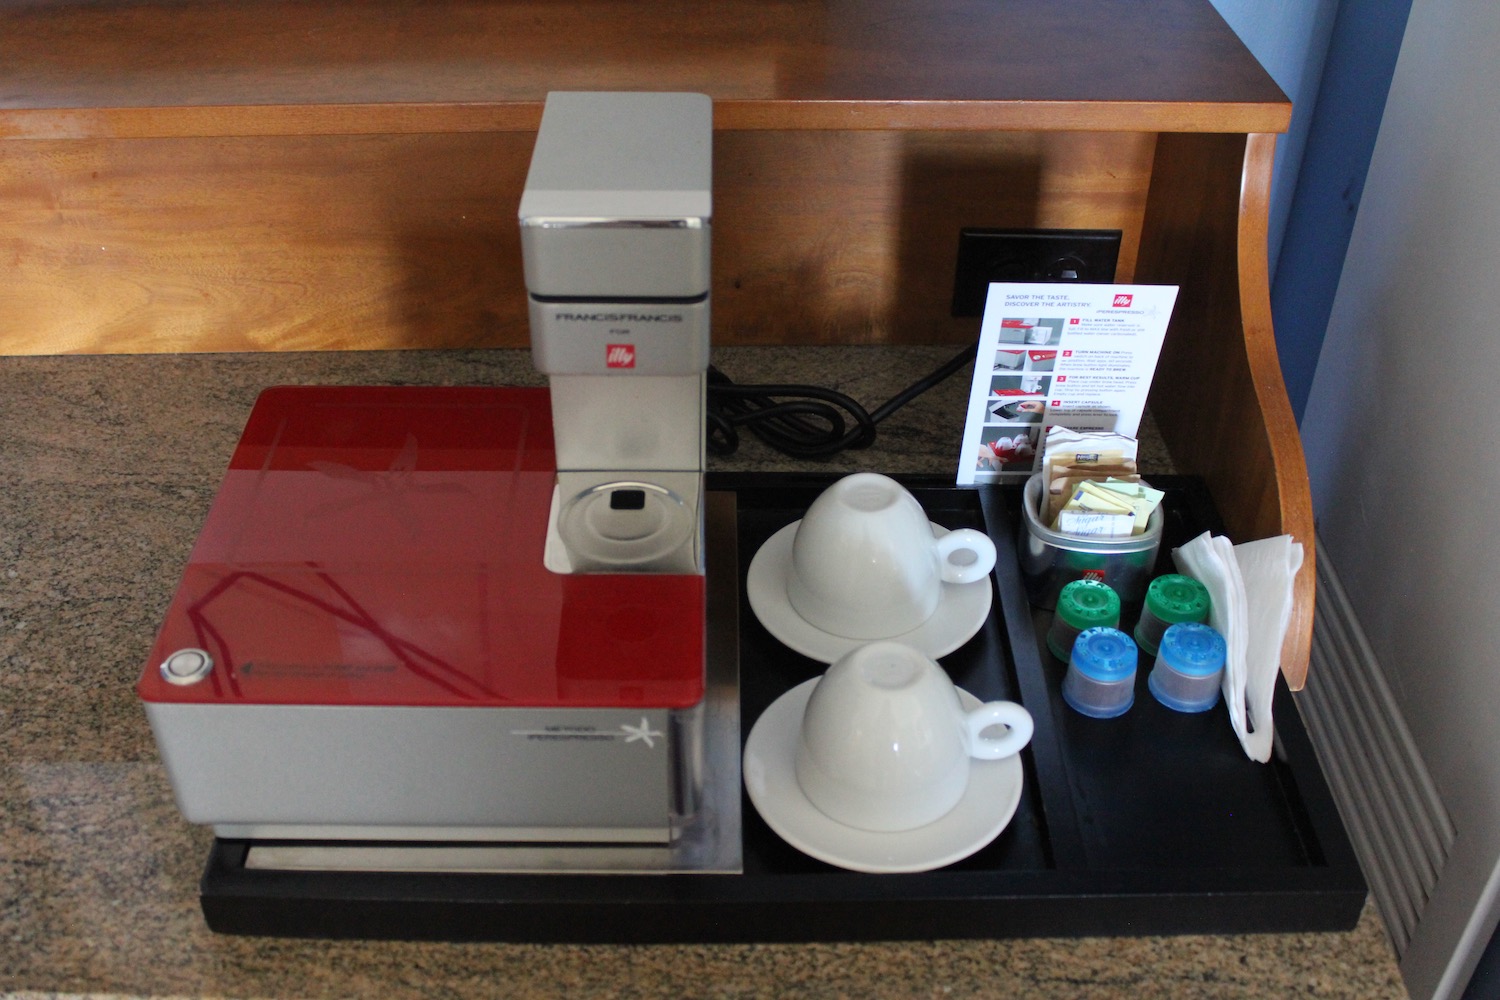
top-left (742, 679), bottom-right (1024, 874)
top-left (745, 520), bottom-right (993, 662)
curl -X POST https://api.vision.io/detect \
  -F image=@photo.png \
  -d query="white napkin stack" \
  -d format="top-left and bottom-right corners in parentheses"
top-left (1174, 532), bottom-right (1304, 763)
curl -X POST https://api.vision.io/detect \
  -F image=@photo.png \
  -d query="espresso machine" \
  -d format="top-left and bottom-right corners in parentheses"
top-left (137, 92), bottom-right (739, 874)
top-left (523, 91), bottom-right (712, 578)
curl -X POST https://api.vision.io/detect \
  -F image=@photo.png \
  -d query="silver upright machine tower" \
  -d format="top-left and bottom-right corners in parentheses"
top-left (520, 91), bottom-right (713, 576)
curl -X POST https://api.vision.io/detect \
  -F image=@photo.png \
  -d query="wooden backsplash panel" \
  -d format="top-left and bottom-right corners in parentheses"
top-left (0, 130), bottom-right (1155, 354)
top-left (0, 132), bottom-right (537, 354)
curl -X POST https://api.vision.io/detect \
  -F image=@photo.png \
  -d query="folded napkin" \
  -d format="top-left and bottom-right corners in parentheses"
top-left (1174, 532), bottom-right (1303, 762)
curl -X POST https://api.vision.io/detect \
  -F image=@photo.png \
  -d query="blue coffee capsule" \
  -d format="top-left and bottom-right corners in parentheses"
top-left (1148, 622), bottom-right (1226, 713)
top-left (1061, 627), bottom-right (1137, 719)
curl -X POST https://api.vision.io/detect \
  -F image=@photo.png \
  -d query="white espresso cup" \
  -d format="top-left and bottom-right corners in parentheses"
top-left (786, 473), bottom-right (997, 639)
top-left (794, 641), bottom-right (1033, 832)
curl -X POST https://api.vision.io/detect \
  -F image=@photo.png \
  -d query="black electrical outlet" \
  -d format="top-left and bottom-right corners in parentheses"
top-left (950, 228), bottom-right (1123, 317)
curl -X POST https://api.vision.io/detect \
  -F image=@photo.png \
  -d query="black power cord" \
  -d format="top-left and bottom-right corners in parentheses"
top-left (706, 342), bottom-right (979, 459)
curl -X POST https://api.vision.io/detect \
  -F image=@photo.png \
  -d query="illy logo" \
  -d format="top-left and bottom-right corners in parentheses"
top-left (606, 344), bottom-right (636, 368)
top-left (1112, 294), bottom-right (1134, 307)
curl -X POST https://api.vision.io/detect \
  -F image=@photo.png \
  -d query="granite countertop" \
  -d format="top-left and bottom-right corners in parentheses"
top-left (0, 347), bottom-right (1406, 999)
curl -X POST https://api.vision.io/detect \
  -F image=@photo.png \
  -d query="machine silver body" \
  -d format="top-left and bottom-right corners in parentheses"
top-left (140, 92), bottom-right (739, 874)
top-left (521, 91), bottom-right (713, 576)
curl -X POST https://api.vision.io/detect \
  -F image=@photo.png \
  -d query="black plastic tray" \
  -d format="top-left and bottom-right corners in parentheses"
top-left (199, 474), bottom-right (1365, 942)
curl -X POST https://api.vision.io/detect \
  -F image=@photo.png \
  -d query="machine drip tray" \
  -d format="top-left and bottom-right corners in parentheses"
top-left (199, 474), bottom-right (1366, 942)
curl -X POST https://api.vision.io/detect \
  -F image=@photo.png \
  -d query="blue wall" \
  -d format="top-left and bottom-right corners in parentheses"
top-left (1207, 0), bottom-right (1340, 277)
top-left (1269, 0), bottom-right (1415, 419)
top-left (1210, 0), bottom-right (1412, 420)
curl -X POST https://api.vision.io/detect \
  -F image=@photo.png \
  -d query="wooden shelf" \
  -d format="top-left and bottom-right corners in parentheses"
top-left (0, 0), bottom-right (1291, 358)
top-left (1, 0), bottom-right (1288, 138)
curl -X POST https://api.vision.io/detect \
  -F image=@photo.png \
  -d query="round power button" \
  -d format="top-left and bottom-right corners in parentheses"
top-left (160, 648), bottom-right (214, 685)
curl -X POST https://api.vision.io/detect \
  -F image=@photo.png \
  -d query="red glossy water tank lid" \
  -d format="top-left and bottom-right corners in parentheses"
top-left (138, 386), bottom-right (705, 710)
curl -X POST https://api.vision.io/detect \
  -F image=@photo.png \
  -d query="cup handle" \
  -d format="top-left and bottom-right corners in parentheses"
top-left (934, 528), bottom-right (997, 584)
top-left (964, 701), bottom-right (1034, 760)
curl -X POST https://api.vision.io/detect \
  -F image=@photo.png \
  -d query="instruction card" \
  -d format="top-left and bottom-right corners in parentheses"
top-left (957, 283), bottom-right (1179, 484)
